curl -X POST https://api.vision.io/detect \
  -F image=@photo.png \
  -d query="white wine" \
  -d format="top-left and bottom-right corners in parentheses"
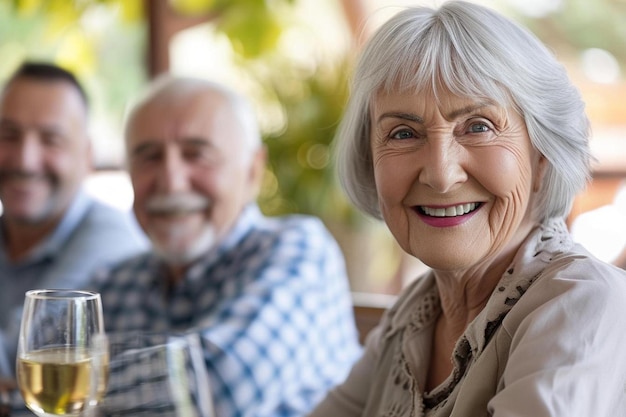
top-left (17, 347), bottom-right (107, 416)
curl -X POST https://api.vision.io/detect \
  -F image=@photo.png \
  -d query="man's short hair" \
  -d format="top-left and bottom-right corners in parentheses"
top-left (6, 61), bottom-right (89, 110)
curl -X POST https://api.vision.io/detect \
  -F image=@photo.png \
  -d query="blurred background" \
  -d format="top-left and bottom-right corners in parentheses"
top-left (1, 0), bottom-right (625, 295)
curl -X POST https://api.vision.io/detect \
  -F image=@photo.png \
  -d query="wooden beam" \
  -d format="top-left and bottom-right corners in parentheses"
top-left (145, 0), bottom-right (369, 77)
top-left (145, 0), bottom-right (217, 78)
top-left (339, 0), bottom-right (370, 45)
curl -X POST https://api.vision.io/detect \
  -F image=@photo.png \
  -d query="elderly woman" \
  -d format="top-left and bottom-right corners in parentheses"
top-left (309, 1), bottom-right (626, 416)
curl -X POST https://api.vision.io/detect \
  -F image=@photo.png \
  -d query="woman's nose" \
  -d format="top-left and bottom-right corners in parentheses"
top-left (417, 138), bottom-right (467, 193)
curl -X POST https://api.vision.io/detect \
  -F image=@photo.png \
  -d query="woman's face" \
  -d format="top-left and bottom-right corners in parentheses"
top-left (370, 88), bottom-right (545, 272)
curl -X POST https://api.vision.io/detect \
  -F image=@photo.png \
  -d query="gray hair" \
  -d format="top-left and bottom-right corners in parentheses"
top-left (125, 75), bottom-right (261, 156)
top-left (337, 0), bottom-right (591, 221)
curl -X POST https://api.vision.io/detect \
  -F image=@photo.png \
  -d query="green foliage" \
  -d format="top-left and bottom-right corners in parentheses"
top-left (254, 56), bottom-right (361, 225)
top-left (0, 0), bottom-right (146, 116)
top-left (169, 0), bottom-right (295, 59)
top-left (0, 1), bottom-right (50, 76)
top-left (507, 0), bottom-right (626, 63)
top-left (0, 0), bottom-right (360, 225)
top-left (215, 3), bottom-right (283, 58)
top-left (169, 0), bottom-right (217, 16)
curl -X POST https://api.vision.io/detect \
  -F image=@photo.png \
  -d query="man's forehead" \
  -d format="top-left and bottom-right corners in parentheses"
top-left (131, 95), bottom-right (236, 135)
top-left (1, 78), bottom-right (86, 113)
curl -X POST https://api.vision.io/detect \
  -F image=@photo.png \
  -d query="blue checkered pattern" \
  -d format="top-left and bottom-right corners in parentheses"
top-left (91, 205), bottom-right (362, 417)
top-left (101, 333), bottom-right (212, 416)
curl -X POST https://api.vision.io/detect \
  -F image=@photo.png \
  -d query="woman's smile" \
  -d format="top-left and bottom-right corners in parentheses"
top-left (419, 202), bottom-right (481, 217)
top-left (415, 202), bottom-right (483, 227)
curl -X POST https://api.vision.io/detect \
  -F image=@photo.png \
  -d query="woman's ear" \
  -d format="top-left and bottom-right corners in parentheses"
top-left (533, 154), bottom-right (548, 193)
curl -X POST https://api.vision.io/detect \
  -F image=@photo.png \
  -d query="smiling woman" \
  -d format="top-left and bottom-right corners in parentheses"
top-left (307, 2), bottom-right (626, 416)
top-left (370, 90), bottom-right (543, 274)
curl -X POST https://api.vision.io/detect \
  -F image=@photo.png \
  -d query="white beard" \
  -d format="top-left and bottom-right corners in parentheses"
top-left (143, 192), bottom-right (216, 265)
top-left (151, 224), bottom-right (217, 266)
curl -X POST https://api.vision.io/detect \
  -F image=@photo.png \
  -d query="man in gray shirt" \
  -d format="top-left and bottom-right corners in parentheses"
top-left (0, 62), bottom-right (148, 379)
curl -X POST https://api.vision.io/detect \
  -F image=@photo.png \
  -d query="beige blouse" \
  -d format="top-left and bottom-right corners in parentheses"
top-left (309, 219), bottom-right (626, 417)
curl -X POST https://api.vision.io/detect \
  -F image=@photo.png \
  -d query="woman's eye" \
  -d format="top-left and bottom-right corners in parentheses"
top-left (467, 122), bottom-right (491, 134)
top-left (390, 129), bottom-right (415, 140)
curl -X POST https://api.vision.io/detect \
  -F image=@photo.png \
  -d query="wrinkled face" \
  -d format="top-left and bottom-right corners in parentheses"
top-left (0, 78), bottom-right (90, 225)
top-left (370, 88), bottom-right (545, 272)
top-left (127, 92), bottom-right (263, 265)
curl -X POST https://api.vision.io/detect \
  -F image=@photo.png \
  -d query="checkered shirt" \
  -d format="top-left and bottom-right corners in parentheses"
top-left (91, 204), bottom-right (362, 417)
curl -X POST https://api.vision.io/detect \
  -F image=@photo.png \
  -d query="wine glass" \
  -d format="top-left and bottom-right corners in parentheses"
top-left (98, 332), bottom-right (214, 417)
top-left (16, 289), bottom-right (108, 417)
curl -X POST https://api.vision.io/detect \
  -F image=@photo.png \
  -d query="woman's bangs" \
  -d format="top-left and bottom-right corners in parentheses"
top-left (377, 31), bottom-right (511, 108)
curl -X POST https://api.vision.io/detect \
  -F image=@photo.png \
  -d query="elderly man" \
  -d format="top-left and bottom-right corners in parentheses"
top-left (0, 62), bottom-right (147, 378)
top-left (91, 76), bottom-right (362, 417)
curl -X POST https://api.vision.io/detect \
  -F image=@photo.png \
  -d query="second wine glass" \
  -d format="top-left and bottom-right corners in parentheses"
top-left (99, 332), bottom-right (214, 417)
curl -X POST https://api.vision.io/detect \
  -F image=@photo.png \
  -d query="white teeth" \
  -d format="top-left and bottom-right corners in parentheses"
top-left (421, 203), bottom-right (478, 217)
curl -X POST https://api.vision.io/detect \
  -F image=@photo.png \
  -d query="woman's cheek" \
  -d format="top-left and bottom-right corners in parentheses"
top-left (474, 148), bottom-right (533, 199)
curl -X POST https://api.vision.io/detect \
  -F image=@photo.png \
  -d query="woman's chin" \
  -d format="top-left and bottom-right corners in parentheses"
top-left (417, 250), bottom-right (480, 273)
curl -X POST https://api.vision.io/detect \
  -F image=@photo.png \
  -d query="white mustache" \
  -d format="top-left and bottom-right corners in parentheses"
top-left (145, 193), bottom-right (210, 214)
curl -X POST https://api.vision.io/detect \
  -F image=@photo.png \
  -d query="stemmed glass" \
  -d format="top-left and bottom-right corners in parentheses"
top-left (98, 332), bottom-right (214, 417)
top-left (16, 290), bottom-right (108, 417)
